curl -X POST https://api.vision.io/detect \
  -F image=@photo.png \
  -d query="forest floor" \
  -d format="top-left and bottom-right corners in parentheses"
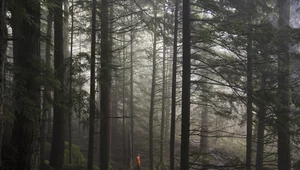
top-left (72, 126), bottom-right (245, 170)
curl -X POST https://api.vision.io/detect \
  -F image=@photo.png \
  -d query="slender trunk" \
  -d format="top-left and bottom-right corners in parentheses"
top-left (256, 72), bottom-right (266, 170)
top-left (110, 5), bottom-right (117, 143)
top-left (149, 1), bottom-right (157, 169)
top-left (63, 0), bottom-right (71, 147)
top-left (0, 0), bottom-right (7, 168)
top-left (49, 0), bottom-right (66, 169)
top-left (45, 6), bottom-right (54, 143)
top-left (41, 5), bottom-right (53, 167)
top-left (130, 0), bottom-right (134, 162)
top-left (246, 32), bottom-right (253, 170)
top-left (87, 0), bottom-right (97, 168)
top-left (180, 0), bottom-right (191, 169)
top-left (159, 4), bottom-right (167, 165)
top-left (170, 0), bottom-right (179, 168)
top-left (122, 35), bottom-right (127, 165)
top-left (200, 90), bottom-right (209, 169)
top-left (165, 58), bottom-right (171, 144)
top-left (100, 0), bottom-right (111, 168)
top-left (11, 0), bottom-right (41, 169)
top-left (68, 0), bottom-right (74, 164)
top-left (277, 0), bottom-right (291, 169)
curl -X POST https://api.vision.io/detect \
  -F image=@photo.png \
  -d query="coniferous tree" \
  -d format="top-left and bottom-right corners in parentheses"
top-left (10, 0), bottom-right (41, 169)
top-left (246, 11), bottom-right (253, 170)
top-left (67, 0), bottom-right (74, 164)
top-left (50, 0), bottom-right (66, 169)
top-left (87, 0), bottom-right (97, 168)
top-left (130, 6), bottom-right (134, 166)
top-left (0, 0), bottom-right (7, 167)
top-left (180, 0), bottom-right (191, 169)
top-left (149, 1), bottom-right (158, 169)
top-left (99, 0), bottom-right (111, 169)
top-left (170, 0), bottom-right (179, 169)
top-left (41, 2), bottom-right (53, 166)
top-left (158, 3), bottom-right (167, 168)
top-left (277, 0), bottom-right (291, 169)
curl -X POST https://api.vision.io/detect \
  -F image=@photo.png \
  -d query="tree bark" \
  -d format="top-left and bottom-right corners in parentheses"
top-left (100, 0), bottom-right (112, 168)
top-left (200, 87), bottom-right (209, 169)
top-left (164, 58), bottom-right (171, 145)
top-left (149, 1), bottom-right (157, 169)
top-left (0, 0), bottom-right (7, 168)
top-left (68, 0), bottom-right (74, 164)
top-left (87, 0), bottom-right (97, 169)
top-left (159, 3), bottom-right (167, 166)
top-left (49, 0), bottom-right (66, 169)
top-left (122, 35), bottom-right (127, 165)
top-left (130, 0), bottom-right (135, 162)
top-left (170, 0), bottom-right (179, 169)
top-left (11, 0), bottom-right (41, 169)
top-left (246, 30), bottom-right (253, 170)
top-left (41, 5), bottom-right (53, 167)
top-left (277, 0), bottom-right (291, 169)
top-left (256, 72), bottom-right (266, 170)
top-left (180, 0), bottom-right (191, 169)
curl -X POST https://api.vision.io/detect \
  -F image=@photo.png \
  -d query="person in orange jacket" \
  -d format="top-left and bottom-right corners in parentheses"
top-left (136, 154), bottom-right (141, 168)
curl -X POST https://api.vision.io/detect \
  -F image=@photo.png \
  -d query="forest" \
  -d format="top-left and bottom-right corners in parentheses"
top-left (0, 0), bottom-right (300, 169)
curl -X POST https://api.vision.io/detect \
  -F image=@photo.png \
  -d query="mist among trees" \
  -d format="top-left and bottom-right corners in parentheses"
top-left (1, 0), bottom-right (300, 170)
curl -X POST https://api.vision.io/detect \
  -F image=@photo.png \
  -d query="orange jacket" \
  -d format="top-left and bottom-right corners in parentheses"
top-left (136, 156), bottom-right (141, 167)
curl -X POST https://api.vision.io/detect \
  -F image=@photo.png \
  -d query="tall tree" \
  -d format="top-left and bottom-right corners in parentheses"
top-left (10, 0), bottom-right (41, 169)
top-left (159, 2), bottom-right (167, 167)
top-left (277, 0), bottom-right (291, 169)
top-left (199, 82), bottom-right (209, 169)
top-left (180, 0), bottom-right (191, 169)
top-left (122, 35), bottom-right (127, 165)
top-left (130, 0), bottom-right (135, 163)
top-left (67, 0), bottom-right (74, 164)
top-left (149, 1), bottom-right (158, 169)
top-left (41, 3), bottom-right (53, 166)
top-left (99, 0), bottom-right (111, 169)
top-left (256, 66), bottom-right (267, 170)
top-left (88, 0), bottom-right (96, 168)
top-left (170, 0), bottom-right (179, 169)
top-left (49, 0), bottom-right (66, 169)
top-left (0, 0), bottom-right (7, 167)
top-left (246, 17), bottom-right (253, 170)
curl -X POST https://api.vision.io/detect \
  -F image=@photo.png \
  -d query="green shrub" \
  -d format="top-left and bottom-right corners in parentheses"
top-left (43, 142), bottom-right (99, 170)
top-left (64, 142), bottom-right (87, 166)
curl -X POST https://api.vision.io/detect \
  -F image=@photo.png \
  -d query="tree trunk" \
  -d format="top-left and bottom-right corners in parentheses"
top-left (63, 0), bottom-right (71, 149)
top-left (100, 0), bottom-right (112, 168)
top-left (180, 0), bottom-right (191, 169)
top-left (256, 72), bottom-right (266, 170)
top-left (246, 30), bottom-right (253, 170)
top-left (122, 35), bottom-right (127, 165)
top-left (159, 4), bottom-right (167, 166)
top-left (164, 59), bottom-right (171, 145)
top-left (49, 0), bottom-right (66, 169)
top-left (200, 91), bottom-right (209, 169)
top-left (127, 133), bottom-right (132, 166)
top-left (87, 0), bottom-right (96, 169)
top-left (130, 0), bottom-right (135, 162)
top-left (67, 0), bottom-right (74, 164)
top-left (110, 4), bottom-right (118, 144)
top-left (277, 0), bottom-right (291, 169)
top-left (170, 0), bottom-right (179, 168)
top-left (149, 1), bottom-right (157, 169)
top-left (10, 0), bottom-right (41, 169)
top-left (41, 5), bottom-right (53, 167)
top-left (0, 0), bottom-right (7, 168)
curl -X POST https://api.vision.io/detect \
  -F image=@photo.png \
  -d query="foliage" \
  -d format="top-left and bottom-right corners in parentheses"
top-left (63, 142), bottom-right (87, 166)
top-left (43, 142), bottom-right (99, 170)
